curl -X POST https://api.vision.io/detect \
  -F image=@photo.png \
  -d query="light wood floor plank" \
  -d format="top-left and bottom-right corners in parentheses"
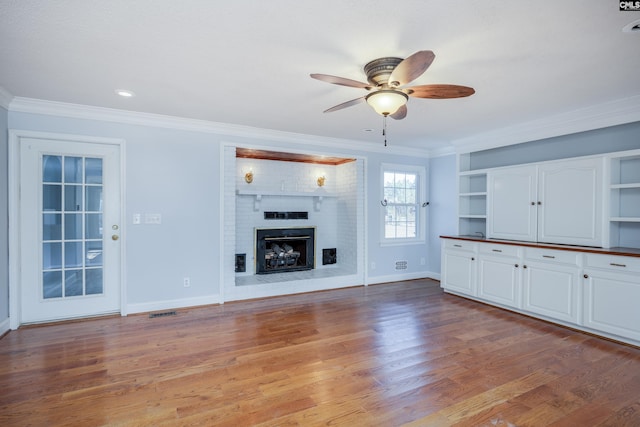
top-left (1, 279), bottom-right (640, 426)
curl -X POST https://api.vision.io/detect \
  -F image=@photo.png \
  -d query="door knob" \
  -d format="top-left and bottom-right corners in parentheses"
top-left (112, 234), bottom-right (119, 241)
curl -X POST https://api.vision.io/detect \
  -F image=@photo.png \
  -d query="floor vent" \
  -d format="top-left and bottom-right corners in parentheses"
top-left (395, 260), bottom-right (408, 270)
top-left (149, 311), bottom-right (177, 318)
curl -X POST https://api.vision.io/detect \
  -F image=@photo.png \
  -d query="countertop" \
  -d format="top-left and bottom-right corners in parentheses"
top-left (440, 235), bottom-right (640, 258)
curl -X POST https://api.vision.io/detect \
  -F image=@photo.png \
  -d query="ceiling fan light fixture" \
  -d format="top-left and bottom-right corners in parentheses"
top-left (365, 90), bottom-right (408, 116)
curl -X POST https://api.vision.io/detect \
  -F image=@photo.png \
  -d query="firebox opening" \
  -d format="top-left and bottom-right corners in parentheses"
top-left (255, 227), bottom-right (315, 274)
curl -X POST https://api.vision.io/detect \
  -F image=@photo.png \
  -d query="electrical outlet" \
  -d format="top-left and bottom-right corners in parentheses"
top-left (183, 277), bottom-right (190, 287)
top-left (133, 213), bottom-right (141, 224)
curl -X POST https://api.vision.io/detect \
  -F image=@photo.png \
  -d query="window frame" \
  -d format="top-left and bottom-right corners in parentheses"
top-left (380, 163), bottom-right (427, 246)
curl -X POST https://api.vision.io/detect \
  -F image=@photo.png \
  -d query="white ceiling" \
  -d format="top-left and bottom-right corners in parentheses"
top-left (1, 0), bottom-right (639, 153)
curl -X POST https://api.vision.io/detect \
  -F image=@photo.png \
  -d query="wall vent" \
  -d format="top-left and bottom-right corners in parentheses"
top-left (395, 260), bottom-right (408, 270)
top-left (264, 211), bottom-right (308, 220)
top-left (149, 311), bottom-right (177, 318)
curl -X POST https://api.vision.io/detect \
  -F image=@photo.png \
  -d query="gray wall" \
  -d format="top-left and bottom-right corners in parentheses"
top-left (470, 121), bottom-right (640, 170)
top-left (0, 107), bottom-right (8, 324)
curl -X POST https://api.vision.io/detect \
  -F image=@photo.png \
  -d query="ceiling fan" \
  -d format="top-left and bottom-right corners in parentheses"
top-left (311, 50), bottom-right (475, 120)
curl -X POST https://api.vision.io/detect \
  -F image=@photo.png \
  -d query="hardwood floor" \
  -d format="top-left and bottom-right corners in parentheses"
top-left (1, 279), bottom-right (640, 426)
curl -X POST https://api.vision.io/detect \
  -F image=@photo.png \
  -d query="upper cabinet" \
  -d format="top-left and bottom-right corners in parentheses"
top-left (487, 157), bottom-right (604, 247)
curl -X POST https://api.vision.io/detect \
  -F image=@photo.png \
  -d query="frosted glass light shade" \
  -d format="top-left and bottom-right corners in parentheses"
top-left (365, 90), bottom-right (408, 116)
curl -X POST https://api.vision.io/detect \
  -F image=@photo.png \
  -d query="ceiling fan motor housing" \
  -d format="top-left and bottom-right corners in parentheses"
top-left (364, 57), bottom-right (403, 86)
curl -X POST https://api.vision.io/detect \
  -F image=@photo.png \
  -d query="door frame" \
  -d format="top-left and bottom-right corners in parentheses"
top-left (8, 130), bottom-right (127, 329)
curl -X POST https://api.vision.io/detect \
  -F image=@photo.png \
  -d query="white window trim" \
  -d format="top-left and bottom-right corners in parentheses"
top-left (380, 163), bottom-right (427, 246)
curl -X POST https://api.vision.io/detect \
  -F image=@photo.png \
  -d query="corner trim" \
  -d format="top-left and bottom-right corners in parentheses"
top-left (8, 97), bottom-right (433, 158)
top-left (452, 95), bottom-right (640, 153)
top-left (0, 86), bottom-right (13, 110)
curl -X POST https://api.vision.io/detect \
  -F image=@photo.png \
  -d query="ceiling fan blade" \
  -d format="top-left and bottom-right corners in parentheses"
top-left (406, 84), bottom-right (475, 99)
top-left (389, 105), bottom-right (407, 120)
top-left (310, 74), bottom-right (372, 89)
top-left (323, 96), bottom-right (365, 113)
top-left (388, 50), bottom-right (435, 87)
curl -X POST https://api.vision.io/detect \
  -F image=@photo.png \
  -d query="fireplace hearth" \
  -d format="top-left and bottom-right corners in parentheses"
top-left (255, 227), bottom-right (315, 274)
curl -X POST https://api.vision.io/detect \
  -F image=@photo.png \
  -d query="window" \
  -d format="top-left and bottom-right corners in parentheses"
top-left (381, 164), bottom-right (427, 244)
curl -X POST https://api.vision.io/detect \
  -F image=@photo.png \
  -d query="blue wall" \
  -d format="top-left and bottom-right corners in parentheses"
top-left (8, 109), bottom-right (444, 313)
top-left (470, 121), bottom-right (640, 170)
top-left (0, 107), bottom-right (8, 325)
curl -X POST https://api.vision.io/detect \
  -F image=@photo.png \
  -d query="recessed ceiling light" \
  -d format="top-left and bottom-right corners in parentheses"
top-left (623, 18), bottom-right (640, 33)
top-left (115, 89), bottom-right (135, 97)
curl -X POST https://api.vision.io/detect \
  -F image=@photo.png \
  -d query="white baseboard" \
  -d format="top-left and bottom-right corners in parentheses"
top-left (367, 271), bottom-right (439, 285)
top-left (126, 294), bottom-right (222, 315)
top-left (0, 317), bottom-right (10, 336)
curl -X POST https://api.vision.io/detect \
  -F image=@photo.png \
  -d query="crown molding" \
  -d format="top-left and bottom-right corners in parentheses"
top-left (8, 97), bottom-right (433, 158)
top-left (451, 95), bottom-right (640, 153)
top-left (0, 86), bottom-right (13, 110)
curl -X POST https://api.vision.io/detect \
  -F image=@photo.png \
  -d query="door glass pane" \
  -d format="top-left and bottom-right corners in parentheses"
top-left (43, 271), bottom-right (63, 299)
top-left (64, 213), bottom-right (83, 240)
top-left (43, 214), bottom-right (62, 240)
top-left (41, 154), bottom-right (105, 299)
top-left (85, 213), bottom-right (103, 239)
top-left (43, 242), bottom-right (62, 270)
top-left (86, 241), bottom-right (103, 267)
top-left (43, 155), bottom-right (62, 182)
top-left (65, 270), bottom-right (84, 296)
top-left (43, 184), bottom-right (62, 211)
top-left (86, 269), bottom-right (103, 295)
top-left (85, 186), bottom-right (102, 211)
top-left (64, 242), bottom-right (83, 268)
top-left (64, 185), bottom-right (83, 211)
top-left (85, 158), bottom-right (102, 184)
top-left (64, 157), bottom-right (83, 183)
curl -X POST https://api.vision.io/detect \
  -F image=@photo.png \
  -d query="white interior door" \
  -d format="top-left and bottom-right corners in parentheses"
top-left (19, 137), bottom-right (121, 324)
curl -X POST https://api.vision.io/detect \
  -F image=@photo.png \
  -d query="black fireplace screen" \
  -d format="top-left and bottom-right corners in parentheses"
top-left (255, 227), bottom-right (315, 274)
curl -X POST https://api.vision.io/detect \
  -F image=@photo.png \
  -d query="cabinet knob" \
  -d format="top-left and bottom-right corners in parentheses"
top-left (584, 274), bottom-right (589, 279)
top-left (523, 265), bottom-right (527, 269)
top-left (537, 201), bottom-right (542, 205)
top-left (530, 202), bottom-right (535, 206)
top-left (515, 264), bottom-right (519, 268)
top-left (471, 257), bottom-right (475, 261)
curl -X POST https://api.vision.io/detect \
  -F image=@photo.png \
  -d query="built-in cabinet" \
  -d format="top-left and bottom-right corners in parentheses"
top-left (583, 253), bottom-right (640, 342)
top-left (487, 158), bottom-right (604, 247)
top-left (441, 237), bottom-right (640, 347)
top-left (458, 148), bottom-right (640, 250)
top-left (477, 243), bottom-right (521, 307)
top-left (521, 248), bottom-right (581, 324)
top-left (458, 171), bottom-right (488, 237)
top-left (609, 153), bottom-right (640, 249)
top-left (441, 239), bottom-right (477, 295)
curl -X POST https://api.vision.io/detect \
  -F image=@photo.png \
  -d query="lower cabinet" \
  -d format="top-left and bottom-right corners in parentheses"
top-left (522, 248), bottom-right (581, 324)
top-left (583, 254), bottom-right (640, 342)
top-left (440, 237), bottom-right (640, 347)
top-left (477, 244), bottom-right (521, 307)
top-left (441, 239), bottom-right (477, 296)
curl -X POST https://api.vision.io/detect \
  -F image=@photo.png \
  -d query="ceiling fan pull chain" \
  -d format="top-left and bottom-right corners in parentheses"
top-left (383, 115), bottom-right (388, 147)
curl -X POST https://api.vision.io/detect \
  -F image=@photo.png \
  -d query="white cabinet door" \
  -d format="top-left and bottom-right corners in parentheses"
top-left (583, 269), bottom-right (640, 342)
top-left (538, 158), bottom-right (603, 246)
top-left (522, 260), bottom-right (580, 324)
top-left (477, 254), bottom-right (521, 307)
top-left (487, 158), bottom-right (603, 246)
top-left (442, 249), bottom-right (476, 296)
top-left (487, 165), bottom-right (538, 241)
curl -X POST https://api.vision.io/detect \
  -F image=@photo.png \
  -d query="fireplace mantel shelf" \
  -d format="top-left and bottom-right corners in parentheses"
top-left (236, 189), bottom-right (335, 211)
top-left (236, 189), bottom-right (336, 198)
